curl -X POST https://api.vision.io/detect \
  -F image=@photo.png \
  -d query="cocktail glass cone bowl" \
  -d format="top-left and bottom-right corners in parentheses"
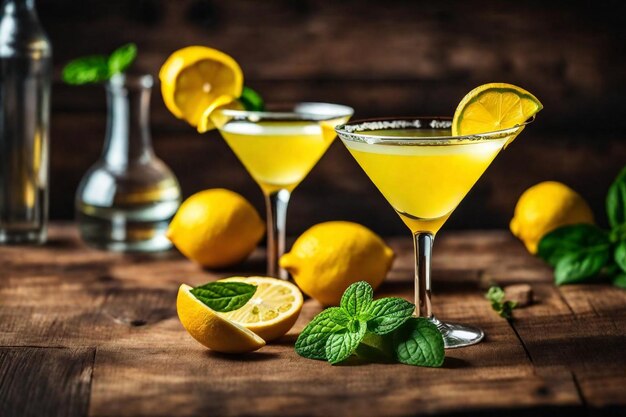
top-left (335, 116), bottom-right (533, 348)
top-left (212, 102), bottom-right (354, 279)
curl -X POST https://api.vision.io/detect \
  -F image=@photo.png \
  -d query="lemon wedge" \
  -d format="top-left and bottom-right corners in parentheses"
top-left (452, 83), bottom-right (542, 146)
top-left (217, 277), bottom-right (303, 342)
top-left (176, 284), bottom-right (265, 353)
top-left (159, 46), bottom-right (243, 128)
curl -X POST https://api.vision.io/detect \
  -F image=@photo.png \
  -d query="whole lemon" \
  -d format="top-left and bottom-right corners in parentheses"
top-left (510, 181), bottom-right (594, 254)
top-left (167, 189), bottom-right (264, 268)
top-left (279, 221), bottom-right (395, 306)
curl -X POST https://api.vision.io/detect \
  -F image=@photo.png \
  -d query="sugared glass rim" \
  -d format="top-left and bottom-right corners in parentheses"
top-left (213, 102), bottom-right (354, 122)
top-left (335, 116), bottom-right (535, 145)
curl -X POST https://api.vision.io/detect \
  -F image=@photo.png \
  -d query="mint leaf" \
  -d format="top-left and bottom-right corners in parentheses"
top-left (615, 241), bottom-right (626, 273)
top-left (108, 43), bottom-right (137, 75)
top-left (366, 297), bottom-right (414, 335)
top-left (340, 281), bottom-right (373, 318)
top-left (190, 281), bottom-right (256, 312)
top-left (328, 308), bottom-right (352, 327)
top-left (485, 286), bottom-right (517, 319)
top-left (613, 273), bottom-right (626, 289)
top-left (295, 308), bottom-right (346, 360)
top-left (325, 320), bottom-right (367, 364)
top-left (499, 300), bottom-right (518, 319)
top-left (239, 86), bottom-right (265, 111)
top-left (554, 248), bottom-right (610, 285)
top-left (393, 318), bottom-right (444, 367)
top-left (538, 225), bottom-right (609, 268)
top-left (63, 55), bottom-right (109, 85)
top-left (607, 166), bottom-right (626, 228)
top-left (485, 285), bottom-right (505, 304)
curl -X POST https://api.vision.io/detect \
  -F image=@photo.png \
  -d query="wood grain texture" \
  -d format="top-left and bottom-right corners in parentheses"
top-left (1, 224), bottom-right (626, 416)
top-left (34, 0), bottom-right (626, 231)
top-left (0, 347), bottom-right (94, 417)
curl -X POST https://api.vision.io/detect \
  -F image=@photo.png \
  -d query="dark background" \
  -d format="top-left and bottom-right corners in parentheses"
top-left (41, 0), bottom-right (626, 235)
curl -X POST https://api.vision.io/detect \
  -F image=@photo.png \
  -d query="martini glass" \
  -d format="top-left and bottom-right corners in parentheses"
top-left (212, 103), bottom-right (353, 279)
top-left (335, 116), bottom-right (532, 348)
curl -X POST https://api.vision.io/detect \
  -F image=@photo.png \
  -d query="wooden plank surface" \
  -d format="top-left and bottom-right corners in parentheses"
top-left (0, 347), bottom-right (94, 417)
top-left (1, 224), bottom-right (625, 416)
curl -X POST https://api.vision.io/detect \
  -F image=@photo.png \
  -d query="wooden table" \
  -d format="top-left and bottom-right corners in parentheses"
top-left (1, 224), bottom-right (625, 417)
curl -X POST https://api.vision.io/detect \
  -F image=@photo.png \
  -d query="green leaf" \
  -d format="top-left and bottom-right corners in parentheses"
top-left (340, 281), bottom-right (374, 318)
top-left (366, 297), bottom-right (414, 335)
top-left (393, 318), bottom-right (445, 367)
top-left (613, 273), bottom-right (626, 289)
top-left (607, 166), bottom-right (626, 228)
top-left (485, 285), bottom-right (505, 304)
top-left (295, 308), bottom-right (346, 360)
top-left (190, 282), bottom-right (256, 312)
top-left (485, 285), bottom-right (517, 319)
top-left (239, 86), bottom-right (265, 111)
top-left (62, 55), bottom-right (109, 85)
top-left (325, 320), bottom-right (367, 364)
top-left (499, 300), bottom-right (518, 319)
top-left (327, 307), bottom-right (352, 327)
top-left (615, 241), bottom-right (626, 273)
top-left (554, 248), bottom-right (610, 285)
top-left (538, 224), bottom-right (610, 268)
top-left (108, 43), bottom-right (137, 75)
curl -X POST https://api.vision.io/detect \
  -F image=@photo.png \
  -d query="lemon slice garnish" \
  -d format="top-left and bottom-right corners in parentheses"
top-left (452, 82), bottom-right (542, 146)
top-left (159, 46), bottom-right (243, 129)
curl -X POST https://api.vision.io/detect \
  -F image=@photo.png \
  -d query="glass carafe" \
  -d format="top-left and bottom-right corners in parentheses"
top-left (76, 74), bottom-right (181, 252)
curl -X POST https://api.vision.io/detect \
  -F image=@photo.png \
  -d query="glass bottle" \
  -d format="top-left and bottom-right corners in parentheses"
top-left (0, 0), bottom-right (52, 244)
top-left (76, 74), bottom-right (181, 252)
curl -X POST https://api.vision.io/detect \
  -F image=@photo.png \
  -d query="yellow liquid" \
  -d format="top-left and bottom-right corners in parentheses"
top-left (344, 129), bottom-right (507, 234)
top-left (219, 120), bottom-right (346, 194)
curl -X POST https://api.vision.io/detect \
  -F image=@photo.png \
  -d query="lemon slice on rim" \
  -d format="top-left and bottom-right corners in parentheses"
top-left (177, 284), bottom-right (265, 353)
top-left (452, 83), bottom-right (542, 146)
top-left (218, 276), bottom-right (304, 342)
top-left (196, 94), bottom-right (244, 133)
top-left (159, 46), bottom-right (243, 128)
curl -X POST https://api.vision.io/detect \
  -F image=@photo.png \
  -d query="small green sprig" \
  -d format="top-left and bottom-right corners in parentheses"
top-left (485, 286), bottom-right (517, 319)
top-left (295, 282), bottom-right (445, 367)
top-left (63, 43), bottom-right (137, 85)
top-left (190, 281), bottom-right (256, 312)
top-left (538, 166), bottom-right (626, 288)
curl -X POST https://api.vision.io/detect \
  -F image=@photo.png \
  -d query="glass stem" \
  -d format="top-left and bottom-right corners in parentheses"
top-left (413, 232), bottom-right (434, 318)
top-left (265, 189), bottom-right (290, 279)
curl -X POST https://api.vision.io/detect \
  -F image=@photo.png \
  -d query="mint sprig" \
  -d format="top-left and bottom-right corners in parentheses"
top-left (485, 286), bottom-right (517, 319)
top-left (63, 43), bottom-right (137, 85)
top-left (295, 281), bottom-right (444, 367)
top-left (190, 281), bottom-right (256, 312)
top-left (537, 166), bottom-right (626, 289)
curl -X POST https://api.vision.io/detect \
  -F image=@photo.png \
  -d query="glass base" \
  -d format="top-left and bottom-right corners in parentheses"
top-left (82, 234), bottom-right (173, 253)
top-left (0, 228), bottom-right (46, 245)
top-left (430, 316), bottom-right (484, 349)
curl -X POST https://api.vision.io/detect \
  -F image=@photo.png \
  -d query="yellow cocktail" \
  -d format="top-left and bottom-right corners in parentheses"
top-left (213, 103), bottom-right (353, 278)
top-left (219, 121), bottom-right (337, 194)
top-left (344, 129), bottom-right (507, 234)
top-left (336, 117), bottom-right (530, 348)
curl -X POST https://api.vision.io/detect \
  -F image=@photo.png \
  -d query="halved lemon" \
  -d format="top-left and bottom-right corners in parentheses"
top-left (218, 276), bottom-right (304, 342)
top-left (452, 83), bottom-right (542, 146)
top-left (176, 284), bottom-right (265, 353)
top-left (159, 46), bottom-right (243, 128)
